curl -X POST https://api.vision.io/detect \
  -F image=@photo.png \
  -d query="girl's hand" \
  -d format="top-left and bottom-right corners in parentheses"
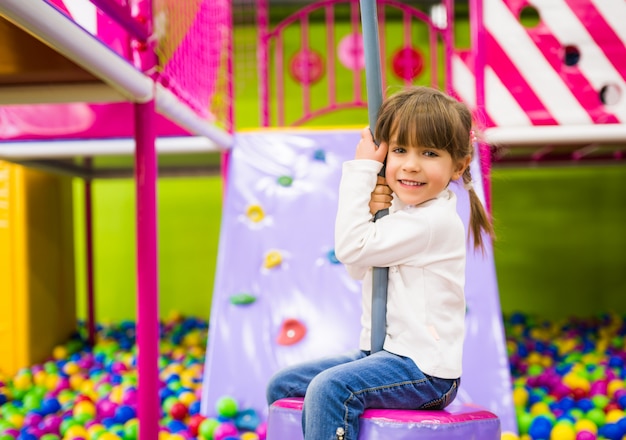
top-left (369, 176), bottom-right (392, 215)
top-left (355, 127), bottom-right (388, 163)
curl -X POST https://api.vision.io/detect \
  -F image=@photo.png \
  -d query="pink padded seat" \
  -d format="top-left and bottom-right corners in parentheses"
top-left (266, 397), bottom-right (501, 440)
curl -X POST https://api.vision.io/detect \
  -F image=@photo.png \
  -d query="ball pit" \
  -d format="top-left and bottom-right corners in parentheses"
top-left (0, 316), bottom-right (265, 440)
top-left (3, 312), bottom-right (626, 439)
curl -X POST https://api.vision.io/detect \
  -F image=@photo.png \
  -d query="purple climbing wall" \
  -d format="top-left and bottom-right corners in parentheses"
top-left (201, 129), bottom-right (517, 434)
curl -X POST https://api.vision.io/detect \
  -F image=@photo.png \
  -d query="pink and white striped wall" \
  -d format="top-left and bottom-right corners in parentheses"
top-left (454, 0), bottom-right (626, 148)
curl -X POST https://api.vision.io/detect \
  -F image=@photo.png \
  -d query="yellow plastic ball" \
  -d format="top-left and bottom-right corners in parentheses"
top-left (12, 373), bottom-right (32, 390)
top-left (501, 433), bottom-right (519, 440)
top-left (33, 370), bottom-right (47, 386)
top-left (52, 345), bottom-right (69, 360)
top-left (530, 401), bottom-right (551, 416)
top-left (512, 387), bottom-right (529, 407)
top-left (6, 412), bottom-right (24, 429)
top-left (69, 373), bottom-right (86, 390)
top-left (574, 419), bottom-right (598, 434)
top-left (62, 361), bottom-right (80, 376)
top-left (44, 374), bottom-right (60, 391)
top-left (608, 379), bottom-right (625, 398)
top-left (64, 424), bottom-right (89, 439)
top-left (240, 433), bottom-right (260, 440)
top-left (98, 433), bottom-right (122, 440)
top-left (178, 391), bottom-right (197, 407)
top-left (605, 408), bottom-right (625, 424)
top-left (550, 422), bottom-right (575, 440)
top-left (74, 400), bottom-right (97, 418)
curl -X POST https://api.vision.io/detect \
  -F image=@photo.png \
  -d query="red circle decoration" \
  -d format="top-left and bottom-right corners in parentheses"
top-left (289, 49), bottom-right (325, 85)
top-left (391, 46), bottom-right (424, 81)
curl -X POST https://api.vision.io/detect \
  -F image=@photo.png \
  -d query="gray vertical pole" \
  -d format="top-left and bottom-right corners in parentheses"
top-left (359, 0), bottom-right (388, 354)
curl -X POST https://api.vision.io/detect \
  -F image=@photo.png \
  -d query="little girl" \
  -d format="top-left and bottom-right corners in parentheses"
top-left (266, 86), bottom-right (494, 440)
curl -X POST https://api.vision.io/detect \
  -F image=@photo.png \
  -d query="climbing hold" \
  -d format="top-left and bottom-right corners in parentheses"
top-left (229, 293), bottom-right (257, 306)
top-left (246, 204), bottom-right (265, 223)
top-left (327, 249), bottom-right (340, 265)
top-left (313, 149), bottom-right (326, 162)
top-left (277, 319), bottom-right (307, 346)
top-left (263, 250), bottom-right (282, 269)
top-left (277, 175), bottom-right (293, 187)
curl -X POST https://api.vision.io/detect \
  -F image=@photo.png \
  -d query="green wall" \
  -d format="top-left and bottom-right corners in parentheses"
top-left (74, 177), bottom-right (222, 322)
top-left (491, 166), bottom-right (626, 318)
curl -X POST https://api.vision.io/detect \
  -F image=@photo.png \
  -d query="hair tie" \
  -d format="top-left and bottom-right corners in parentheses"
top-left (464, 181), bottom-right (474, 191)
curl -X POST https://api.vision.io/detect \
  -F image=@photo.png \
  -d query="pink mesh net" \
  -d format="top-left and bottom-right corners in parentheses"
top-left (153, 0), bottom-right (231, 123)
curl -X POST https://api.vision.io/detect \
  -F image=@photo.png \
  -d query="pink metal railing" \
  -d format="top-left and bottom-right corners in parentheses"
top-left (258, 0), bottom-right (449, 127)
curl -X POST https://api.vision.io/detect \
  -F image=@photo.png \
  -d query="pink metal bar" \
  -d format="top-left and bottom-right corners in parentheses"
top-left (276, 34), bottom-right (285, 126)
top-left (350, 0), bottom-right (362, 103)
top-left (378, 4), bottom-right (387, 89)
top-left (443, 0), bottom-right (454, 93)
top-left (326, 5), bottom-right (336, 106)
top-left (429, 27), bottom-right (438, 88)
top-left (291, 101), bottom-right (367, 126)
top-left (89, 0), bottom-right (149, 41)
top-left (403, 12), bottom-right (412, 87)
top-left (468, 0), bottom-right (491, 210)
top-left (134, 99), bottom-right (160, 440)
top-left (258, 0), bottom-right (270, 126)
top-left (301, 16), bottom-right (311, 116)
top-left (222, 0), bottom-right (234, 192)
top-left (84, 160), bottom-right (96, 346)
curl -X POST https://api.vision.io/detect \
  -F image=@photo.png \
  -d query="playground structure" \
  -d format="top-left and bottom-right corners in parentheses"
top-left (0, 0), bottom-right (625, 439)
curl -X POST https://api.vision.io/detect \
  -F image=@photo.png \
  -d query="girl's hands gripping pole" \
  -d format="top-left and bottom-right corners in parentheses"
top-left (370, 176), bottom-right (392, 215)
top-left (355, 127), bottom-right (388, 163)
top-left (355, 127), bottom-right (393, 215)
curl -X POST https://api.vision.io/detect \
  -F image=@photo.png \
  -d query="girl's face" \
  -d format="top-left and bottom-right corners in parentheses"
top-left (384, 139), bottom-right (468, 206)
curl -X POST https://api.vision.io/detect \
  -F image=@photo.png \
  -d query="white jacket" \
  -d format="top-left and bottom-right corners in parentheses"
top-left (334, 159), bottom-right (466, 379)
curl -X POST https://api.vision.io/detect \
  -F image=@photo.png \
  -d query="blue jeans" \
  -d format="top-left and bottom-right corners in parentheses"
top-left (266, 349), bottom-right (460, 440)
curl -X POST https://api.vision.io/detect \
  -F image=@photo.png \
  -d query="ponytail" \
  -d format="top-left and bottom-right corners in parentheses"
top-left (462, 168), bottom-right (495, 252)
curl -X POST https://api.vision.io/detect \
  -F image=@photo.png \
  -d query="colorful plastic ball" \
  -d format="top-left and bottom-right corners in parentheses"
top-left (574, 419), bottom-right (597, 435)
top-left (113, 405), bottom-right (136, 424)
top-left (187, 414), bottom-right (206, 437)
top-left (585, 408), bottom-right (606, 427)
top-left (198, 418), bottom-right (219, 440)
top-left (73, 400), bottom-right (97, 421)
top-left (188, 401), bottom-right (201, 416)
top-left (213, 422), bottom-right (238, 440)
top-left (39, 434), bottom-right (61, 440)
top-left (501, 432), bottom-right (519, 440)
top-left (123, 419), bottom-right (139, 440)
top-left (98, 432), bottom-right (122, 440)
top-left (256, 421), bottom-right (267, 440)
top-left (575, 430), bottom-right (596, 440)
top-left (550, 421), bottom-right (576, 440)
top-left (64, 424), bottom-right (89, 439)
top-left (528, 414), bottom-right (553, 440)
top-left (169, 402), bottom-right (188, 421)
top-left (513, 387), bottom-right (529, 407)
top-left (599, 422), bottom-right (621, 440)
top-left (167, 419), bottom-right (188, 433)
top-left (215, 396), bottom-right (238, 419)
top-left (517, 411), bottom-right (534, 435)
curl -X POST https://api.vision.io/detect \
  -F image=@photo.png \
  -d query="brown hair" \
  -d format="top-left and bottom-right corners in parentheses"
top-left (374, 86), bottom-right (494, 250)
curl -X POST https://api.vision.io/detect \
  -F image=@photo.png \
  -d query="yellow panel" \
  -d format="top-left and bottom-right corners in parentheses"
top-left (0, 162), bottom-right (76, 376)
